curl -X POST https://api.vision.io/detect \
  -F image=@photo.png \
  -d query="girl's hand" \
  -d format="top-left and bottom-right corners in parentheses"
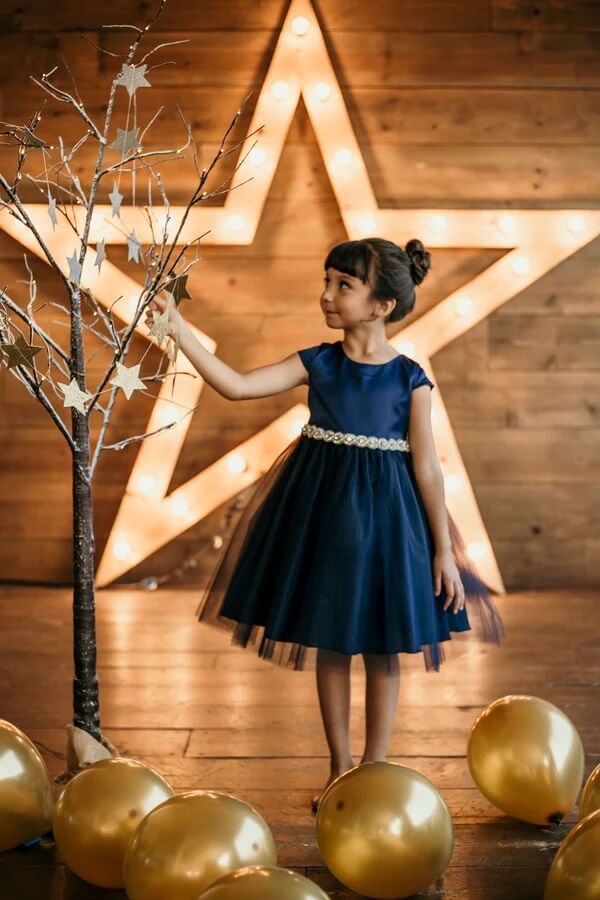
top-left (144, 292), bottom-right (183, 340)
top-left (433, 548), bottom-right (465, 613)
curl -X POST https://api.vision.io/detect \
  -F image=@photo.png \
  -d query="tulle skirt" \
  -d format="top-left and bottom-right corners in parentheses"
top-left (195, 433), bottom-right (505, 672)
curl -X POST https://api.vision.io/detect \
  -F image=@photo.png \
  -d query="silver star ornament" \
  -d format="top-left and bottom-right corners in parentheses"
top-left (109, 183), bottom-right (123, 217)
top-left (110, 361), bottom-right (145, 400)
top-left (58, 377), bottom-right (93, 413)
top-left (109, 127), bottom-right (140, 156)
top-left (115, 63), bottom-right (152, 97)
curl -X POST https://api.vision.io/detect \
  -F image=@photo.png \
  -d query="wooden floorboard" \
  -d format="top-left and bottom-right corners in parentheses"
top-left (0, 585), bottom-right (597, 898)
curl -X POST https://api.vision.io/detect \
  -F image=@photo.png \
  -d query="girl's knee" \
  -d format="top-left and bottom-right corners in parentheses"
top-left (362, 652), bottom-right (399, 672)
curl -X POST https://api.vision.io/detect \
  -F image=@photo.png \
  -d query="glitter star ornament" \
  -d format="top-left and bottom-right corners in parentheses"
top-left (115, 63), bottom-right (152, 97)
top-left (94, 238), bottom-right (106, 273)
top-left (110, 361), bottom-right (145, 400)
top-left (47, 192), bottom-right (57, 230)
top-left (148, 308), bottom-right (170, 346)
top-left (127, 229), bottom-right (142, 263)
top-left (67, 249), bottom-right (82, 284)
top-left (109, 127), bottom-right (140, 156)
top-left (164, 274), bottom-right (192, 306)
top-left (58, 377), bottom-right (93, 413)
top-left (1, 333), bottom-right (43, 369)
top-left (109, 183), bottom-right (123, 217)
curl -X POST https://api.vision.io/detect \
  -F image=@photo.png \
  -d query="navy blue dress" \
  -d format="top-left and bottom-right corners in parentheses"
top-left (195, 340), bottom-right (504, 671)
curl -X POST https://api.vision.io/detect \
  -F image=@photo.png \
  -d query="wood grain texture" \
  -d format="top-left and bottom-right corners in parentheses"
top-left (0, 584), bottom-right (598, 897)
top-left (0, 0), bottom-right (599, 586)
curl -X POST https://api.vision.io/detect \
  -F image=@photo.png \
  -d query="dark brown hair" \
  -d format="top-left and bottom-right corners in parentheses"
top-left (323, 237), bottom-right (431, 323)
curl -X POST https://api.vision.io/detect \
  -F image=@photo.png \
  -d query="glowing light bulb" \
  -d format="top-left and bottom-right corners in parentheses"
top-left (290, 417), bottom-right (306, 437)
top-left (227, 453), bottom-right (247, 474)
top-left (171, 496), bottom-right (189, 517)
top-left (334, 148), bottom-right (353, 167)
top-left (312, 81), bottom-right (331, 102)
top-left (356, 213), bottom-right (377, 234)
top-left (429, 215), bottom-right (447, 234)
top-left (467, 541), bottom-right (485, 562)
top-left (157, 406), bottom-right (179, 427)
top-left (137, 475), bottom-right (156, 495)
top-left (511, 254), bottom-right (530, 275)
top-left (113, 539), bottom-right (131, 560)
top-left (567, 215), bottom-right (586, 234)
top-left (444, 473), bottom-right (461, 493)
top-left (225, 214), bottom-right (245, 233)
top-left (291, 15), bottom-right (310, 36)
top-left (270, 80), bottom-right (291, 101)
top-left (497, 214), bottom-right (517, 233)
top-left (454, 295), bottom-right (474, 317)
top-left (248, 146), bottom-right (267, 166)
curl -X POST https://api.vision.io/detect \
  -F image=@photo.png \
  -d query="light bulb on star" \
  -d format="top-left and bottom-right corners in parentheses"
top-left (270, 80), bottom-right (291, 101)
top-left (291, 15), bottom-right (310, 36)
top-left (312, 81), bottom-right (331, 102)
top-left (227, 453), bottom-right (247, 474)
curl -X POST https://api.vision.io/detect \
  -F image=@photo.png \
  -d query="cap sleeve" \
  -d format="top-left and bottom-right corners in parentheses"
top-left (411, 360), bottom-right (435, 391)
top-left (297, 344), bottom-right (321, 376)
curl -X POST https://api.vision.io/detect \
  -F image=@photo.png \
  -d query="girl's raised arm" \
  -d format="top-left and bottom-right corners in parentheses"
top-left (144, 295), bottom-right (308, 400)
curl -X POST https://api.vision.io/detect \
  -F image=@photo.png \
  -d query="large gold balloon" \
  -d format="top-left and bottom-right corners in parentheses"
top-left (315, 762), bottom-right (454, 900)
top-left (123, 790), bottom-right (278, 900)
top-left (198, 865), bottom-right (330, 899)
top-left (52, 757), bottom-right (174, 889)
top-left (0, 718), bottom-right (54, 851)
top-left (467, 695), bottom-right (585, 825)
top-left (544, 808), bottom-right (600, 899)
top-left (579, 763), bottom-right (600, 819)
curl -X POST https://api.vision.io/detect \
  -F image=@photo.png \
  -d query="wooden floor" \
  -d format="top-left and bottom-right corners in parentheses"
top-left (0, 585), bottom-right (598, 899)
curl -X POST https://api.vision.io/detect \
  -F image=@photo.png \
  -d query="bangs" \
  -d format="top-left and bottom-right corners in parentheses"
top-left (323, 240), bottom-right (375, 285)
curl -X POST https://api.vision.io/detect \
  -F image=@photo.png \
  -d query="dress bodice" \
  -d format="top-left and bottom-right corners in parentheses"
top-left (297, 340), bottom-right (434, 440)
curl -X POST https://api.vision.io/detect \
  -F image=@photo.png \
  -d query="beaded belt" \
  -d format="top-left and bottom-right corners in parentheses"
top-left (301, 423), bottom-right (410, 452)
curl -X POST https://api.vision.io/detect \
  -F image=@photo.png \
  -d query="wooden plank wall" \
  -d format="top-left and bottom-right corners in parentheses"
top-left (0, 0), bottom-right (599, 586)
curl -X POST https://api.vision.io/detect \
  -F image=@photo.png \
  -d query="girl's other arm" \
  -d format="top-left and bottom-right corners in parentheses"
top-left (408, 386), bottom-right (465, 611)
top-left (145, 295), bottom-right (308, 400)
top-left (408, 386), bottom-right (451, 552)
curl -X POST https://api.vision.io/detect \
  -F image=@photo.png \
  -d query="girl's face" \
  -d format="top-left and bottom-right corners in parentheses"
top-left (320, 266), bottom-right (376, 327)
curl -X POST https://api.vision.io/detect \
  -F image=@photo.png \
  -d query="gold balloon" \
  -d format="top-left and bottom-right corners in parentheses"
top-left (467, 695), bottom-right (585, 825)
top-left (198, 865), bottom-right (330, 899)
top-left (52, 757), bottom-right (174, 889)
top-left (315, 762), bottom-right (454, 900)
top-left (579, 763), bottom-right (600, 819)
top-left (123, 790), bottom-right (278, 900)
top-left (544, 808), bottom-right (600, 899)
top-left (0, 718), bottom-right (54, 851)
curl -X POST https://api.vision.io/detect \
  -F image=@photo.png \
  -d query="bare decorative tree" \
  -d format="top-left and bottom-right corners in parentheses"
top-left (0, 0), bottom-right (261, 770)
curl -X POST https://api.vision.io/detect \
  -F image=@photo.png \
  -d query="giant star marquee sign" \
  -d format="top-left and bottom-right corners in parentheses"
top-left (2, 0), bottom-right (598, 590)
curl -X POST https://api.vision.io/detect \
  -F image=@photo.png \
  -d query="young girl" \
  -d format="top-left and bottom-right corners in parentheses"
top-left (145, 237), bottom-right (504, 814)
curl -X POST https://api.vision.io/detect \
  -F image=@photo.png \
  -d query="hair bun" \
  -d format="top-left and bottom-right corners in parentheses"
top-left (404, 238), bottom-right (431, 286)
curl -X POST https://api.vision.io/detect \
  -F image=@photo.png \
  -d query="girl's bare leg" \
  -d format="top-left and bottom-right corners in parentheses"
top-left (360, 652), bottom-right (400, 763)
top-left (311, 648), bottom-right (355, 812)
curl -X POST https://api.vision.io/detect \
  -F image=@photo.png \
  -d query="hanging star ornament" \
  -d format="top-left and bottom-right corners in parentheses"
top-left (127, 229), bottom-right (142, 263)
top-left (58, 377), bottom-right (93, 414)
top-left (109, 183), bottom-right (123, 218)
top-left (109, 127), bottom-right (140, 156)
top-left (109, 361), bottom-right (146, 400)
top-left (148, 308), bottom-right (170, 346)
top-left (1, 333), bottom-right (43, 369)
top-left (94, 238), bottom-right (106, 273)
top-left (47, 192), bottom-right (57, 230)
top-left (164, 274), bottom-right (192, 307)
top-left (115, 63), bottom-right (152, 97)
top-left (66, 249), bottom-right (82, 284)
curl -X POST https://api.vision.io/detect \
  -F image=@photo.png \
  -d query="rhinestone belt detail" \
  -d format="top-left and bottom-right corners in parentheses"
top-left (301, 423), bottom-right (410, 452)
